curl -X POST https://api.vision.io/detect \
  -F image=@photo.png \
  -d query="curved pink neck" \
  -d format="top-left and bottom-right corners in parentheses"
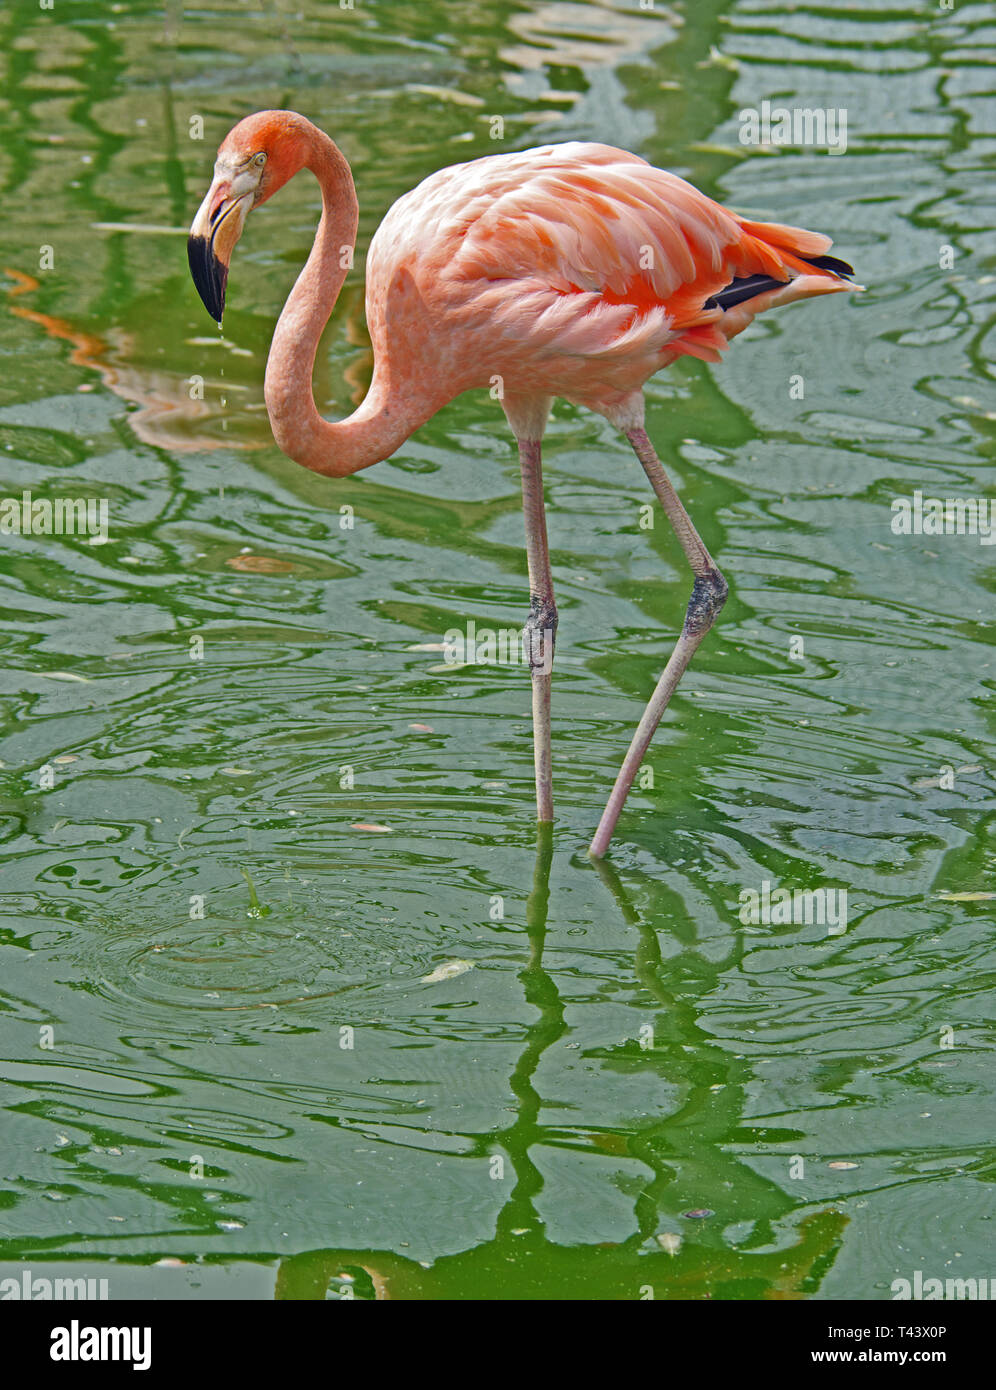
top-left (263, 132), bottom-right (434, 477)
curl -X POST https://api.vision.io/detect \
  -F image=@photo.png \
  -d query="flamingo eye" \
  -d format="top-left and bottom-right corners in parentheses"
top-left (252, 152), bottom-right (267, 168)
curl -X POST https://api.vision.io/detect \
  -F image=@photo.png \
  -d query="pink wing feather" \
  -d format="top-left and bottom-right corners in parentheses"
top-left (366, 143), bottom-right (851, 410)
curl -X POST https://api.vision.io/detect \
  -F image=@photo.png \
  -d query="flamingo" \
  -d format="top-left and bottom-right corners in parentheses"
top-left (187, 110), bottom-right (860, 857)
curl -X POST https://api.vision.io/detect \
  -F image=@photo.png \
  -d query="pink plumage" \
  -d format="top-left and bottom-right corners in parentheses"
top-left (366, 141), bottom-right (854, 429)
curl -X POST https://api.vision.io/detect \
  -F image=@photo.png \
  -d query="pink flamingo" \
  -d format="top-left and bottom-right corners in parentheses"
top-left (188, 110), bottom-right (860, 857)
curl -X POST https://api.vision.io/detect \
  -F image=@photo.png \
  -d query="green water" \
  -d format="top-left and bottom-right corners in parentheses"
top-left (0, 0), bottom-right (993, 1301)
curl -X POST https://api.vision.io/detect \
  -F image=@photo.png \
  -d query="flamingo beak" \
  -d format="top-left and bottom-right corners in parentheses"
top-left (187, 168), bottom-right (255, 324)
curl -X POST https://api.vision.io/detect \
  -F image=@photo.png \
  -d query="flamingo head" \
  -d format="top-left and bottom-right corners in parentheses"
top-left (187, 110), bottom-right (314, 324)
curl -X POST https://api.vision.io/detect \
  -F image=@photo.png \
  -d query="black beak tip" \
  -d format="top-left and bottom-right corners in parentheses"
top-left (187, 234), bottom-right (228, 325)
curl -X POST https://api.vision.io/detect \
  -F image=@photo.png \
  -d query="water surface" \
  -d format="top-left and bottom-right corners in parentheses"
top-left (0, 0), bottom-right (993, 1299)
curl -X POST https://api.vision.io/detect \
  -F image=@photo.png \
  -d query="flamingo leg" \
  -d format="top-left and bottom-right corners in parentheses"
top-left (589, 425), bottom-right (728, 857)
top-left (518, 438), bottom-right (558, 821)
